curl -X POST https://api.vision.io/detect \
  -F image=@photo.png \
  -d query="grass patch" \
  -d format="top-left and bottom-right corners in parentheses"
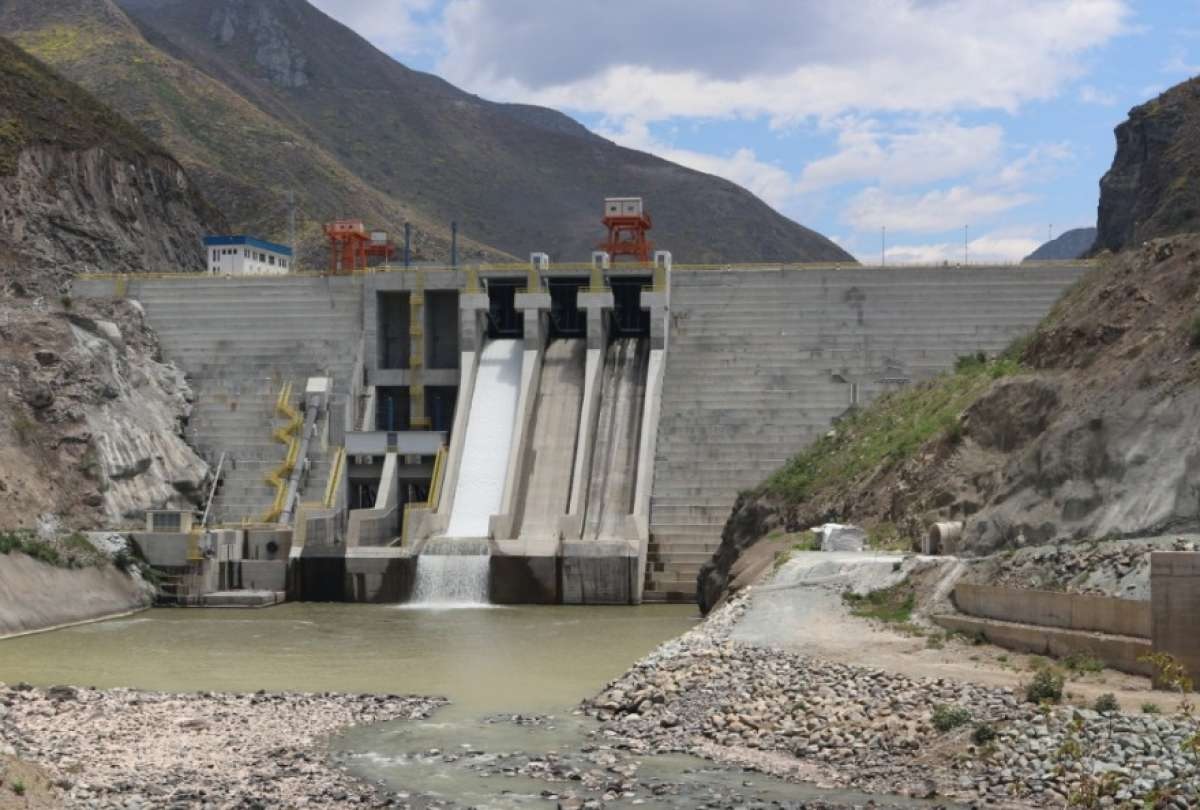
top-left (763, 353), bottom-right (1020, 504)
top-left (1062, 652), bottom-right (1105, 675)
top-left (0, 530), bottom-right (104, 569)
top-left (843, 581), bottom-right (915, 625)
top-left (866, 521), bottom-right (909, 551)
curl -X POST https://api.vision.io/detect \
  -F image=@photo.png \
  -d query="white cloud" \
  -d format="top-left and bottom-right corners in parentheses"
top-left (846, 186), bottom-right (1036, 233)
top-left (876, 232), bottom-right (1042, 265)
top-left (994, 143), bottom-right (1075, 188)
top-left (796, 120), bottom-right (1005, 192)
top-left (599, 119), bottom-right (795, 208)
top-left (309, 0), bottom-right (438, 56)
top-left (1079, 84), bottom-right (1118, 105)
top-left (437, 1), bottom-right (1130, 124)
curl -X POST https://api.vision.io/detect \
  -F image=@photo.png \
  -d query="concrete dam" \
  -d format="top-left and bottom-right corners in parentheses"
top-left (77, 258), bottom-right (1087, 604)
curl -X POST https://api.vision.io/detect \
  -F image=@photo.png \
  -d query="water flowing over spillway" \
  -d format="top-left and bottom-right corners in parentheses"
top-left (409, 540), bottom-right (491, 607)
top-left (445, 339), bottom-right (524, 538)
top-left (516, 339), bottom-right (586, 539)
top-left (583, 338), bottom-right (648, 540)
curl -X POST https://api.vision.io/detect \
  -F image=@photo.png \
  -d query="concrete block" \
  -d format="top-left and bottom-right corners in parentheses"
top-left (489, 554), bottom-right (557, 604)
top-left (1151, 552), bottom-right (1200, 680)
top-left (344, 551), bottom-right (416, 603)
top-left (237, 560), bottom-right (287, 591)
top-left (129, 532), bottom-right (190, 567)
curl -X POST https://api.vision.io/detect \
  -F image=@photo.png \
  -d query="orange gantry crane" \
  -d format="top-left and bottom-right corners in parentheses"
top-left (599, 197), bottom-right (654, 262)
top-left (325, 220), bottom-right (395, 274)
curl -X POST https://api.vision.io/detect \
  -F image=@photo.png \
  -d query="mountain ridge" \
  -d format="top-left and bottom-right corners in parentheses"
top-left (0, 0), bottom-right (853, 266)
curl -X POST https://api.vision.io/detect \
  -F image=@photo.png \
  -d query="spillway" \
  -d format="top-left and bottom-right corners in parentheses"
top-left (408, 539), bottom-right (491, 607)
top-left (445, 339), bottom-right (524, 538)
top-left (516, 339), bottom-right (586, 539)
top-left (582, 338), bottom-right (648, 541)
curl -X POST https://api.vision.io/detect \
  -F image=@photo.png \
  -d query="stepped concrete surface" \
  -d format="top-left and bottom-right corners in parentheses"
top-left (77, 275), bottom-right (363, 524)
top-left (645, 265), bottom-right (1087, 601)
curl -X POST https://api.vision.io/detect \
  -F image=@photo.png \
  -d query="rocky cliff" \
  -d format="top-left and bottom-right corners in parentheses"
top-left (699, 234), bottom-right (1200, 612)
top-left (0, 36), bottom-right (217, 529)
top-left (1096, 77), bottom-right (1200, 253)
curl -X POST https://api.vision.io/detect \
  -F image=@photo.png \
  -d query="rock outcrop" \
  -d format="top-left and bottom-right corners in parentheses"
top-left (0, 36), bottom-right (219, 529)
top-left (1096, 77), bottom-right (1200, 253)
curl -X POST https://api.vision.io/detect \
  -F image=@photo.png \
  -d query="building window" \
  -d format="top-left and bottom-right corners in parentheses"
top-left (150, 512), bottom-right (182, 532)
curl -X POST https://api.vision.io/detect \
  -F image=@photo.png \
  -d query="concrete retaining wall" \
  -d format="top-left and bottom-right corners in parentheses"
top-left (0, 553), bottom-right (151, 638)
top-left (1152, 552), bottom-right (1200, 679)
top-left (934, 614), bottom-right (1153, 677)
top-left (953, 584), bottom-right (1151, 639)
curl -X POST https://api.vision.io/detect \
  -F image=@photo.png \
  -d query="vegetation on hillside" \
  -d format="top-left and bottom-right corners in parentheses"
top-left (0, 35), bottom-right (166, 175)
top-left (762, 350), bottom-right (1021, 505)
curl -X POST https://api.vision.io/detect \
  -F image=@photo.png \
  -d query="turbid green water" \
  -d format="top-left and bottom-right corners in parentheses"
top-left (0, 604), bottom-right (695, 709)
top-left (0, 603), bottom-right (923, 808)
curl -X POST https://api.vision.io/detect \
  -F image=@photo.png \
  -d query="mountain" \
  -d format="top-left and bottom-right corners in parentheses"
top-left (0, 0), bottom-right (852, 267)
top-left (0, 34), bottom-right (210, 528)
top-left (1096, 76), bottom-right (1200, 253)
top-left (1022, 227), bottom-right (1096, 262)
top-left (0, 33), bottom-right (223, 289)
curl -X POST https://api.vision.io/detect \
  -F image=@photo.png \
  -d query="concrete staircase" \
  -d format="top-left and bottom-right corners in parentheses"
top-left (644, 266), bottom-right (1086, 602)
top-left (123, 276), bottom-right (362, 524)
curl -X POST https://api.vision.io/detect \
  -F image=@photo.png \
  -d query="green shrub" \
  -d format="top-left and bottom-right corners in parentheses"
top-left (1141, 702), bottom-right (1162, 715)
top-left (11, 778), bottom-right (25, 796)
top-left (971, 723), bottom-right (997, 745)
top-left (931, 703), bottom-right (972, 732)
top-left (1093, 693), bottom-right (1119, 714)
top-left (1025, 667), bottom-right (1065, 704)
top-left (1062, 652), bottom-right (1104, 675)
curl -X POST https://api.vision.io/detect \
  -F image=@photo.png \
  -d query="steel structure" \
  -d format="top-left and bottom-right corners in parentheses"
top-left (600, 197), bottom-right (653, 262)
top-left (325, 220), bottom-right (395, 274)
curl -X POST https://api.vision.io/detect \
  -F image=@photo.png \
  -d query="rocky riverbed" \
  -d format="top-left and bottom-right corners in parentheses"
top-left (585, 592), bottom-right (1200, 807)
top-left (0, 683), bottom-right (444, 808)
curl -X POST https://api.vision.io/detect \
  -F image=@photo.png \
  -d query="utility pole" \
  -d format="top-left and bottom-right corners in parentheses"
top-left (451, 221), bottom-right (458, 268)
top-left (881, 225), bottom-right (886, 267)
top-left (1048, 223), bottom-right (1053, 243)
top-left (964, 224), bottom-right (969, 265)
top-left (288, 190), bottom-right (296, 269)
top-left (403, 222), bottom-right (411, 268)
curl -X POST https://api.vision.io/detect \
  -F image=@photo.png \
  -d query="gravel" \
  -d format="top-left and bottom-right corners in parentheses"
top-left (584, 591), bottom-right (1200, 806)
top-left (0, 683), bottom-right (445, 808)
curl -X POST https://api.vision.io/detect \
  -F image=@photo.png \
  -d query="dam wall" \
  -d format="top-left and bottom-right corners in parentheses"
top-left (77, 262), bottom-right (1088, 602)
top-left (645, 265), bottom-right (1087, 600)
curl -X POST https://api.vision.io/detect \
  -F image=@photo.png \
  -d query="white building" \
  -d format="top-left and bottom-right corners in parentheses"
top-left (204, 235), bottom-right (293, 275)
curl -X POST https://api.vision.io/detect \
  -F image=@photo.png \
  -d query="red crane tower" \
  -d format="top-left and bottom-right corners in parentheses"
top-left (325, 220), bottom-right (395, 274)
top-left (600, 197), bottom-right (653, 262)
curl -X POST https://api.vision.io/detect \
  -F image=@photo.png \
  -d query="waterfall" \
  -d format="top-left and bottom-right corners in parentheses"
top-left (407, 539), bottom-right (491, 607)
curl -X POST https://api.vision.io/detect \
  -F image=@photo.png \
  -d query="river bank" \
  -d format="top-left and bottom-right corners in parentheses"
top-left (585, 590), bottom-right (1199, 807)
top-left (0, 683), bottom-right (444, 808)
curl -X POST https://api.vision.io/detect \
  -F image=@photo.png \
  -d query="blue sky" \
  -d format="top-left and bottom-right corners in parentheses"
top-left (310, 1), bottom-right (1199, 263)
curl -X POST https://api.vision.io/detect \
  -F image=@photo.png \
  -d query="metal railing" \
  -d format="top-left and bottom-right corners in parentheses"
top-left (262, 382), bottom-right (302, 524)
top-left (399, 444), bottom-right (448, 547)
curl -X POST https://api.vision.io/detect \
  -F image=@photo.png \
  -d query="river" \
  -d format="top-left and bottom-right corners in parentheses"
top-left (0, 604), bottom-right (921, 808)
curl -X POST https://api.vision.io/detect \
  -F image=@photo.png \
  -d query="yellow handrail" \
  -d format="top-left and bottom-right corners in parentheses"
top-left (400, 445), bottom-right (448, 546)
top-left (323, 448), bottom-right (346, 509)
top-left (261, 382), bottom-right (300, 523)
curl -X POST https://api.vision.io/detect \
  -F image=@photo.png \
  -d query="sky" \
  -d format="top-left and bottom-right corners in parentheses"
top-left (309, 0), bottom-right (1199, 264)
